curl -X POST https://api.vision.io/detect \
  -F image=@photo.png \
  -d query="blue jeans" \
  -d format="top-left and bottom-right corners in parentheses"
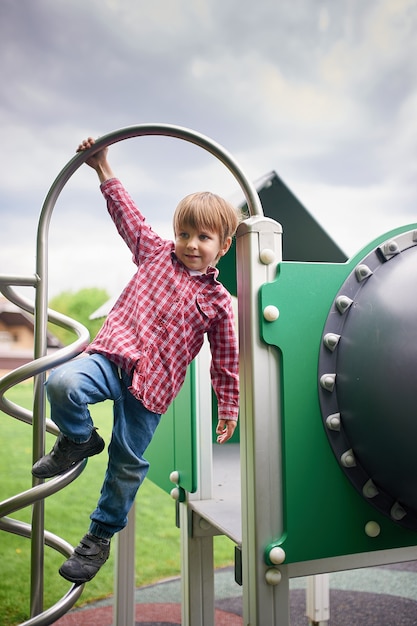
top-left (46, 353), bottom-right (161, 539)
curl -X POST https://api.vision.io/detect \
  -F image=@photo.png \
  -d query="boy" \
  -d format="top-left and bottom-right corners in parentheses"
top-left (32, 137), bottom-right (240, 584)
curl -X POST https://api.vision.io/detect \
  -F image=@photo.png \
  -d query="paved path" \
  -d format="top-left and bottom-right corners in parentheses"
top-left (55, 561), bottom-right (417, 625)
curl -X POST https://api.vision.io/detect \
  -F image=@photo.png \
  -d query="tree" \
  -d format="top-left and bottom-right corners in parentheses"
top-left (48, 287), bottom-right (110, 346)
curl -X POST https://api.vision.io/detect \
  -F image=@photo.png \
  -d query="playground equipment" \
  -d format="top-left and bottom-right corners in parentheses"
top-left (1, 124), bottom-right (417, 625)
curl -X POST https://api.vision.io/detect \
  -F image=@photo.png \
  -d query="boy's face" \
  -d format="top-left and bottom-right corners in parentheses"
top-left (174, 224), bottom-right (231, 273)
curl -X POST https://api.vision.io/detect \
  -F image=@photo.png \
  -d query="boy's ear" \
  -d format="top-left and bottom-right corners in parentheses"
top-left (219, 236), bottom-right (232, 256)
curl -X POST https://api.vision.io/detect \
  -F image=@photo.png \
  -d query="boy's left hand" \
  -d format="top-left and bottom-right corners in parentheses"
top-left (216, 419), bottom-right (237, 444)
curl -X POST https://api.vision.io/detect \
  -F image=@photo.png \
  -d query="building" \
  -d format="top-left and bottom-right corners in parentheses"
top-left (0, 297), bottom-right (62, 376)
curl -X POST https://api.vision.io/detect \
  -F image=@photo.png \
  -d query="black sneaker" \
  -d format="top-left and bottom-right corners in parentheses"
top-left (31, 429), bottom-right (105, 478)
top-left (59, 533), bottom-right (111, 584)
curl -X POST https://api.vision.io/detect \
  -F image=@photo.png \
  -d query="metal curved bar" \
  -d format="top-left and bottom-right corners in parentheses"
top-left (0, 275), bottom-right (39, 288)
top-left (0, 460), bottom-right (87, 518)
top-left (18, 586), bottom-right (84, 626)
top-left (0, 517), bottom-right (84, 626)
top-left (38, 124), bottom-right (262, 237)
top-left (0, 517), bottom-right (76, 558)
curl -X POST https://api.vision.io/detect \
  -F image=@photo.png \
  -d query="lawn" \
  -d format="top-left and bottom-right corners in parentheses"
top-left (0, 382), bottom-right (235, 625)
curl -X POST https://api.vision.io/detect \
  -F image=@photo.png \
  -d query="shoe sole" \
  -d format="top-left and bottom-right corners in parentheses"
top-left (59, 565), bottom-right (96, 585)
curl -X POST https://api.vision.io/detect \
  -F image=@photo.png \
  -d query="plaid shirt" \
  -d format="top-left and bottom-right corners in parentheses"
top-left (87, 178), bottom-right (239, 420)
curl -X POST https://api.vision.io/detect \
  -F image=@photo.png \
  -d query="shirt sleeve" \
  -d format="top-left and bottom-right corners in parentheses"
top-left (100, 178), bottom-right (165, 265)
top-left (208, 303), bottom-right (239, 421)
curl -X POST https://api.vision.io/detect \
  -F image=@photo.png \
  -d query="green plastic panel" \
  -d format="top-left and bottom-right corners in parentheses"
top-left (146, 361), bottom-right (196, 494)
top-left (260, 224), bottom-right (417, 564)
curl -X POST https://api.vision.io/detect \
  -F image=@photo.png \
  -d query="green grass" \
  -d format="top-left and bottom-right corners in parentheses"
top-left (0, 382), bottom-right (234, 625)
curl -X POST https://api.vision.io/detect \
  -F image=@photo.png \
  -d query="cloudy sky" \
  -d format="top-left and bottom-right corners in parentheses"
top-left (1, 0), bottom-right (416, 300)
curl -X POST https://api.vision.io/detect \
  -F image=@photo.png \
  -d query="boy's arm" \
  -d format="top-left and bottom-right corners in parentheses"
top-left (208, 303), bottom-right (239, 445)
top-left (77, 136), bottom-right (164, 260)
top-left (77, 137), bottom-right (115, 183)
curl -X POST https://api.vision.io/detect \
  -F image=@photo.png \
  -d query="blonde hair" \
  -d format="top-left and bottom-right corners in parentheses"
top-left (173, 192), bottom-right (240, 244)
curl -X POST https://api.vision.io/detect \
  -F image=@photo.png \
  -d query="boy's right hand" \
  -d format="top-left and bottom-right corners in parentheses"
top-left (77, 137), bottom-right (108, 170)
top-left (77, 137), bottom-right (114, 183)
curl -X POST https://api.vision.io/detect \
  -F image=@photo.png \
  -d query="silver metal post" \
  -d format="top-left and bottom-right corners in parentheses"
top-left (114, 509), bottom-right (136, 626)
top-left (236, 216), bottom-right (287, 624)
top-left (180, 339), bottom-right (215, 626)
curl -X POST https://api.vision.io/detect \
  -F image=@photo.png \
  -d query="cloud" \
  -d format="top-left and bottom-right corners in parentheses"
top-left (0, 0), bottom-right (416, 298)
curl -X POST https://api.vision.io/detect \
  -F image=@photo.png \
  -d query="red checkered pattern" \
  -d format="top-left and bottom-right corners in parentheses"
top-left (87, 179), bottom-right (239, 420)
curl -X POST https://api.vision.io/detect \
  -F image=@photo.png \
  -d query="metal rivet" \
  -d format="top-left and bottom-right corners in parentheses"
top-left (391, 502), bottom-right (407, 521)
top-left (269, 546), bottom-right (286, 565)
top-left (341, 449), bottom-right (356, 467)
top-left (169, 470), bottom-right (180, 484)
top-left (326, 413), bottom-right (341, 431)
top-left (259, 248), bottom-right (276, 264)
top-left (363, 479), bottom-right (379, 499)
top-left (335, 295), bottom-right (353, 314)
top-left (355, 264), bottom-right (373, 282)
top-left (170, 487), bottom-right (180, 500)
top-left (265, 568), bottom-right (282, 585)
top-left (386, 241), bottom-right (399, 254)
top-left (365, 521), bottom-right (381, 537)
top-left (323, 333), bottom-right (341, 352)
top-left (320, 373), bottom-right (336, 392)
top-left (263, 305), bottom-right (279, 322)
top-left (379, 240), bottom-right (400, 260)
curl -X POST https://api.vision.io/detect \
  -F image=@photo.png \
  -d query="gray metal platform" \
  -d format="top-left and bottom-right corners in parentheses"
top-left (190, 443), bottom-right (241, 544)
